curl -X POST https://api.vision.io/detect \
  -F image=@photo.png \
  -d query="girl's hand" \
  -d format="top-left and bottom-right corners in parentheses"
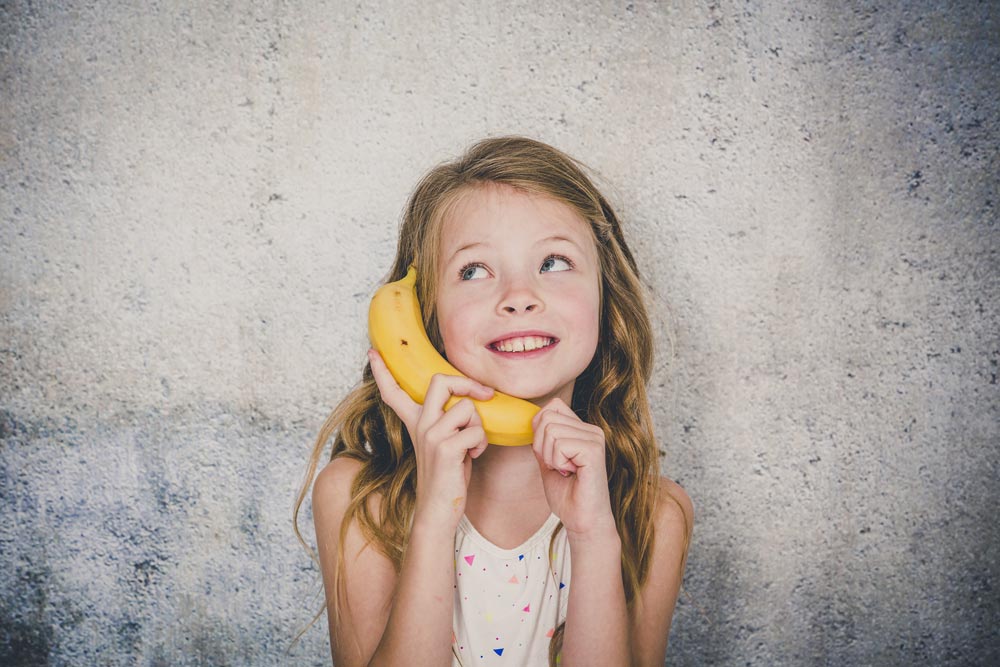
top-left (367, 348), bottom-right (494, 531)
top-left (531, 398), bottom-right (617, 539)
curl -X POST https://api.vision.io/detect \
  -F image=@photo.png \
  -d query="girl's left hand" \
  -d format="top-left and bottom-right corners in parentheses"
top-left (531, 398), bottom-right (617, 539)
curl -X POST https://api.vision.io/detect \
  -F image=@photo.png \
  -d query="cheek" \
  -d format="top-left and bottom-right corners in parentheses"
top-left (437, 311), bottom-right (458, 350)
top-left (570, 289), bottom-right (601, 337)
top-left (437, 299), bottom-right (478, 353)
top-left (582, 305), bottom-right (601, 350)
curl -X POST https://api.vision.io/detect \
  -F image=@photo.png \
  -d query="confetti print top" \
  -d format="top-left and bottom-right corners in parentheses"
top-left (451, 512), bottom-right (572, 666)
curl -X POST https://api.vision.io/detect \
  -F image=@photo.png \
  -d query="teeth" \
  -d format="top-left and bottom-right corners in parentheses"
top-left (494, 336), bottom-right (553, 353)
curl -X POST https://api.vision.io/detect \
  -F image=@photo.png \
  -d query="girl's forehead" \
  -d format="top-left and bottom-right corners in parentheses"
top-left (437, 184), bottom-right (597, 256)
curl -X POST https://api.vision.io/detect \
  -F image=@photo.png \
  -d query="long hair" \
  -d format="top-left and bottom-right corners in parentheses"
top-left (293, 136), bottom-right (691, 664)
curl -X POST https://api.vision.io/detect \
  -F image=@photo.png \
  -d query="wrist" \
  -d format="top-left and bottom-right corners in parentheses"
top-left (565, 521), bottom-right (621, 550)
top-left (411, 509), bottom-right (461, 541)
top-left (413, 488), bottom-right (466, 529)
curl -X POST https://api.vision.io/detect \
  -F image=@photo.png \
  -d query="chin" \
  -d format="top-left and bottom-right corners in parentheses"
top-left (492, 384), bottom-right (534, 400)
top-left (505, 383), bottom-right (563, 404)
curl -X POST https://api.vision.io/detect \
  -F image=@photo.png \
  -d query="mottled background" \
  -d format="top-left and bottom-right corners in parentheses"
top-left (1, 1), bottom-right (997, 665)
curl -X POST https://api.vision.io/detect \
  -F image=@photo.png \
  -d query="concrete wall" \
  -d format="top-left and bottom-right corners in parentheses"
top-left (2, 1), bottom-right (997, 665)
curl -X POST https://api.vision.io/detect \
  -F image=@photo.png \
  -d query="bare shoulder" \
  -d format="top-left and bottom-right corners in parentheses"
top-left (312, 456), bottom-right (361, 559)
top-left (654, 475), bottom-right (694, 539)
top-left (313, 455), bottom-right (362, 503)
top-left (312, 456), bottom-right (389, 554)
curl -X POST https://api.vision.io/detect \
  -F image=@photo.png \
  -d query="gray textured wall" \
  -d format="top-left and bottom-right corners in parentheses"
top-left (2, 1), bottom-right (997, 665)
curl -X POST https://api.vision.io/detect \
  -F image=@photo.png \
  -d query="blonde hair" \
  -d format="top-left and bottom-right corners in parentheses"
top-left (293, 136), bottom-right (691, 663)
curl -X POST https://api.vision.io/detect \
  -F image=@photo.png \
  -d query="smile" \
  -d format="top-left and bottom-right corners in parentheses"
top-left (487, 336), bottom-right (558, 358)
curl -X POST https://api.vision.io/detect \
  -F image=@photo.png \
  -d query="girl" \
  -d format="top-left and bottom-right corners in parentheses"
top-left (295, 136), bottom-right (693, 666)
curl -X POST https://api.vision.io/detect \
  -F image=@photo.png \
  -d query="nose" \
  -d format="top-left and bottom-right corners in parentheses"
top-left (497, 278), bottom-right (543, 315)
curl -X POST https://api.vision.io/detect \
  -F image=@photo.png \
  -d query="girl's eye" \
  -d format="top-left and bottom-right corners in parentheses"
top-left (458, 263), bottom-right (488, 281)
top-left (541, 255), bottom-right (574, 273)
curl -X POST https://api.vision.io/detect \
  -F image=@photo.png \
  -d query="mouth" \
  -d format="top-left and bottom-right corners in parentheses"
top-left (487, 334), bottom-right (559, 357)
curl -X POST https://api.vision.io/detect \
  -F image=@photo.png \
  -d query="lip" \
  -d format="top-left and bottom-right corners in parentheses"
top-left (485, 330), bottom-right (559, 348)
top-left (486, 330), bottom-right (560, 359)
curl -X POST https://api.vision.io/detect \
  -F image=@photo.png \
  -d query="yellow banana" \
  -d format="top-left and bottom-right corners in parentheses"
top-left (368, 264), bottom-right (539, 446)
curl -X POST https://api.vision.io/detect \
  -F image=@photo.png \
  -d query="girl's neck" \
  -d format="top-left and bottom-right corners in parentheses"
top-left (464, 443), bottom-right (552, 547)
top-left (467, 441), bottom-right (546, 504)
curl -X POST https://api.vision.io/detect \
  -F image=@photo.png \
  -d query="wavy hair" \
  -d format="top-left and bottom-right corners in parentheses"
top-left (293, 136), bottom-right (691, 663)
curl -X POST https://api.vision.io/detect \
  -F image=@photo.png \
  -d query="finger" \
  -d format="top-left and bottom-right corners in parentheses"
top-left (368, 349), bottom-right (420, 428)
top-left (422, 372), bottom-right (494, 424)
top-left (541, 419), bottom-right (559, 472)
top-left (531, 410), bottom-right (550, 467)
top-left (533, 412), bottom-right (574, 470)
top-left (541, 431), bottom-right (579, 477)
top-left (469, 436), bottom-right (490, 459)
top-left (535, 409), bottom-right (603, 441)
top-left (531, 398), bottom-right (579, 437)
top-left (533, 410), bottom-right (587, 451)
top-left (551, 436), bottom-right (582, 475)
top-left (545, 424), bottom-right (587, 475)
top-left (446, 423), bottom-right (488, 458)
top-left (531, 410), bottom-right (568, 470)
top-left (533, 436), bottom-right (573, 478)
top-left (540, 397), bottom-right (576, 420)
top-left (424, 397), bottom-right (479, 443)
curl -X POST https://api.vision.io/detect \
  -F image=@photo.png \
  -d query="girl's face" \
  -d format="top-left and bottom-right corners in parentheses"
top-left (435, 183), bottom-right (601, 409)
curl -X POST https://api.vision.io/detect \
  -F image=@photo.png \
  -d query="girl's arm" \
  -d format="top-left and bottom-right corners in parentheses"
top-left (315, 352), bottom-right (497, 667)
top-left (627, 477), bottom-right (694, 665)
top-left (312, 457), bottom-right (396, 666)
top-left (528, 398), bottom-right (629, 665)
top-left (560, 476), bottom-right (694, 667)
top-left (530, 400), bottom-right (695, 666)
top-left (312, 457), bottom-right (456, 667)
top-left (561, 524), bottom-right (630, 665)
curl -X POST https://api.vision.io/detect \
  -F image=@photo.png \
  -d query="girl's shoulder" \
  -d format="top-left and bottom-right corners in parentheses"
top-left (313, 455), bottom-right (361, 497)
top-left (312, 455), bottom-right (384, 517)
top-left (654, 475), bottom-right (694, 538)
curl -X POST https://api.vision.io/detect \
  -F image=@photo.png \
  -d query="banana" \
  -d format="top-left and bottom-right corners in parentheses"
top-left (368, 264), bottom-right (539, 446)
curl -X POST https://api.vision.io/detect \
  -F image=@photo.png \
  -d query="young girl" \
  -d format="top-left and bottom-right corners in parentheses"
top-left (295, 136), bottom-right (693, 666)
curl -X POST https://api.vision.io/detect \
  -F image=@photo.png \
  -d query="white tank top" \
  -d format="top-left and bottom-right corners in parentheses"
top-left (451, 512), bottom-right (572, 666)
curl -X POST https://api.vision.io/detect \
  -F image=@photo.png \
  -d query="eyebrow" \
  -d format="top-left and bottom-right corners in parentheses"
top-left (447, 235), bottom-right (584, 263)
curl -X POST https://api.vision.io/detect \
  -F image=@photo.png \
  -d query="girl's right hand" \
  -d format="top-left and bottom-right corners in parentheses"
top-left (367, 348), bottom-right (494, 530)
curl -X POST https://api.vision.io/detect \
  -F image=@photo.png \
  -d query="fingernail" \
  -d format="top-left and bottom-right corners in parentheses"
top-left (558, 470), bottom-right (570, 477)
